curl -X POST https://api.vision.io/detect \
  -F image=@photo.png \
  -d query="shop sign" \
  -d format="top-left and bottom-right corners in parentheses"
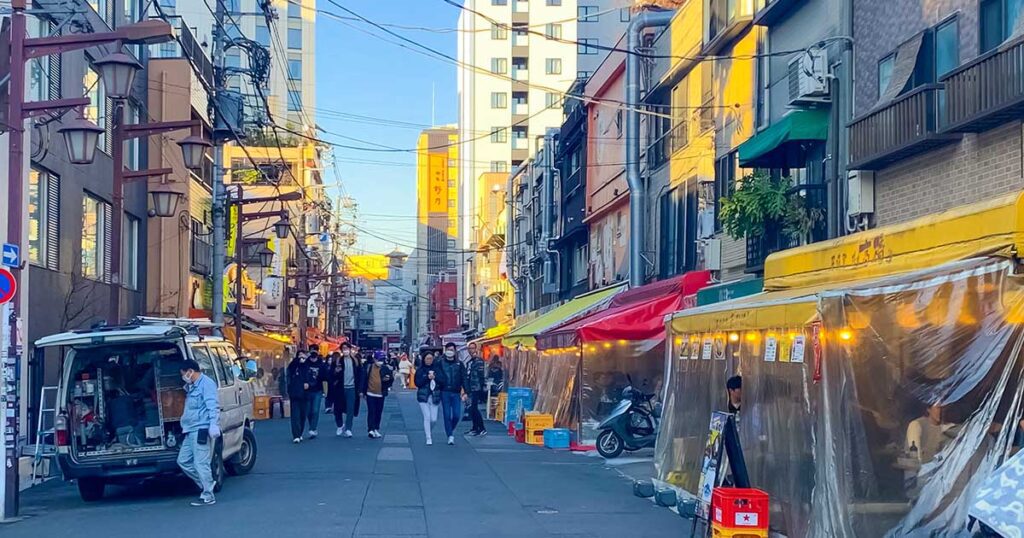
top-left (261, 277), bottom-right (284, 308)
top-left (224, 263), bottom-right (257, 310)
top-left (696, 278), bottom-right (763, 307)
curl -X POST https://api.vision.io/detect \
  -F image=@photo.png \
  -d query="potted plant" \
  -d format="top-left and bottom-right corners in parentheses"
top-left (718, 171), bottom-right (823, 245)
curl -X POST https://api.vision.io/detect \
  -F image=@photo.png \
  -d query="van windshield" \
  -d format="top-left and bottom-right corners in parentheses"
top-left (67, 341), bottom-right (187, 457)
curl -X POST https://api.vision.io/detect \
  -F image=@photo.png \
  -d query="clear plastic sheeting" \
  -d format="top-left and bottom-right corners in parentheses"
top-left (531, 350), bottom-right (578, 428)
top-left (577, 340), bottom-right (666, 442)
top-left (655, 257), bottom-right (1024, 538)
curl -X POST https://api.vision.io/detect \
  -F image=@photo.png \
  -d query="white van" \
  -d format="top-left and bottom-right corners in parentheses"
top-left (35, 320), bottom-right (258, 501)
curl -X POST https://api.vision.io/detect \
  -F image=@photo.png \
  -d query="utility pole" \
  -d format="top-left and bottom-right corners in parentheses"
top-left (209, 0), bottom-right (227, 333)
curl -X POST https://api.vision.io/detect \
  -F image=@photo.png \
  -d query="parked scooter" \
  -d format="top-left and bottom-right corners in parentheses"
top-left (595, 377), bottom-right (660, 459)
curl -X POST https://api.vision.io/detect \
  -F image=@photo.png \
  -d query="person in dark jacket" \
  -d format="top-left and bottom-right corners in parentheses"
top-left (328, 343), bottom-right (364, 437)
top-left (414, 353), bottom-right (445, 445)
top-left (286, 352), bottom-right (314, 443)
top-left (465, 342), bottom-right (488, 436)
top-left (305, 351), bottom-right (328, 438)
top-left (439, 342), bottom-right (466, 445)
top-left (359, 353), bottom-right (393, 439)
top-left (488, 358), bottom-right (505, 396)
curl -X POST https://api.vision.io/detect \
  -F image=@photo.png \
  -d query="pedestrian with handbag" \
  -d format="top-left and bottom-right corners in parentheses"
top-left (415, 353), bottom-right (445, 445)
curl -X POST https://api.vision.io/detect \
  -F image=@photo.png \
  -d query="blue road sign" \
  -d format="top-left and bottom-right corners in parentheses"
top-left (1, 243), bottom-right (19, 268)
top-left (0, 268), bottom-right (15, 304)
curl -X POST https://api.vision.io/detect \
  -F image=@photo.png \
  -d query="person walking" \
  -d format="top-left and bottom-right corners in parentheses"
top-left (360, 352), bottom-right (393, 439)
top-left (488, 357), bottom-right (505, 396)
top-left (397, 354), bottom-right (412, 389)
top-left (465, 342), bottom-right (488, 436)
top-left (328, 343), bottom-right (364, 437)
top-left (287, 351), bottom-right (313, 443)
top-left (177, 359), bottom-right (221, 506)
top-left (324, 351), bottom-right (341, 414)
top-left (438, 342), bottom-right (466, 446)
top-left (415, 353), bottom-right (445, 445)
top-left (305, 351), bottom-right (328, 439)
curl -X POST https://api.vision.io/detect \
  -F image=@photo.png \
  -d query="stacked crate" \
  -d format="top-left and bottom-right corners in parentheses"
top-left (710, 488), bottom-right (770, 538)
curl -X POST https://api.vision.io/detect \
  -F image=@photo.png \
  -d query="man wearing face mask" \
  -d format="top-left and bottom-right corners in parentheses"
top-left (465, 343), bottom-right (488, 436)
top-left (439, 342), bottom-right (467, 446)
top-left (177, 359), bottom-right (221, 507)
top-left (305, 351), bottom-right (327, 438)
top-left (328, 342), bottom-right (364, 437)
top-left (287, 351), bottom-right (314, 443)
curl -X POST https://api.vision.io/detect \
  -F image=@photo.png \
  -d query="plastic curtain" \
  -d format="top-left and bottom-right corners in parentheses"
top-left (655, 258), bottom-right (1024, 537)
top-left (533, 349), bottom-right (579, 429)
top-left (577, 340), bottom-right (667, 443)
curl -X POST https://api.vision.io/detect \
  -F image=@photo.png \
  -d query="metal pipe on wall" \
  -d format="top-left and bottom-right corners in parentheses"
top-left (625, 9), bottom-right (675, 287)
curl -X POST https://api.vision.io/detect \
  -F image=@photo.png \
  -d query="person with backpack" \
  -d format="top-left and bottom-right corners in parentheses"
top-left (414, 353), bottom-right (445, 445)
top-left (438, 342), bottom-right (466, 446)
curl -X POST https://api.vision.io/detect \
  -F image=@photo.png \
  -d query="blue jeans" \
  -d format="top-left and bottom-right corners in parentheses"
top-left (177, 431), bottom-right (215, 500)
top-left (307, 392), bottom-right (323, 431)
top-left (441, 391), bottom-right (462, 437)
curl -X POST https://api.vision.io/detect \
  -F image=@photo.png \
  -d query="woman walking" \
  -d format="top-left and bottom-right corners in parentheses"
top-left (397, 354), bottom-right (412, 389)
top-left (415, 353), bottom-right (445, 445)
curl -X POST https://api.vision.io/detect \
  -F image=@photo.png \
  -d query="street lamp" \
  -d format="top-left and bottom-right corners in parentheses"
top-left (93, 51), bottom-right (142, 100)
top-left (274, 212), bottom-right (291, 239)
top-left (258, 245), bottom-right (275, 267)
top-left (177, 135), bottom-right (212, 169)
top-left (57, 116), bottom-right (105, 164)
top-left (149, 189), bottom-right (182, 218)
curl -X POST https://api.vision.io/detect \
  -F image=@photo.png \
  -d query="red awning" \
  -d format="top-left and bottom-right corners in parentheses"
top-left (536, 271), bottom-right (711, 350)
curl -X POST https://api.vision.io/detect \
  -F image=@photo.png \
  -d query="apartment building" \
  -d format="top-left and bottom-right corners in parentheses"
top-left (576, 0), bottom-right (632, 79)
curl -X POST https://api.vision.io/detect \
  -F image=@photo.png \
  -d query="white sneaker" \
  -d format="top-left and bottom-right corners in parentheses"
top-left (372, 430), bottom-right (382, 438)
top-left (343, 430), bottom-right (353, 438)
top-left (293, 437), bottom-right (302, 444)
top-left (309, 430), bottom-right (318, 439)
top-left (447, 436), bottom-right (455, 445)
top-left (426, 438), bottom-right (433, 446)
top-left (336, 427), bottom-right (344, 436)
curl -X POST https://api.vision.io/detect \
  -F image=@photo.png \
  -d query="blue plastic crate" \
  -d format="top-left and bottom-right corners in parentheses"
top-left (543, 428), bottom-right (571, 449)
top-left (505, 387), bottom-right (535, 425)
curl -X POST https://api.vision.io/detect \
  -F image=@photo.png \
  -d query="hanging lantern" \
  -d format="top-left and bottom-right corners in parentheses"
top-left (177, 135), bottom-right (212, 169)
top-left (150, 189), bottom-right (182, 217)
top-left (274, 212), bottom-right (291, 239)
top-left (58, 117), bottom-right (104, 164)
top-left (93, 52), bottom-right (142, 99)
top-left (258, 245), bottom-right (275, 267)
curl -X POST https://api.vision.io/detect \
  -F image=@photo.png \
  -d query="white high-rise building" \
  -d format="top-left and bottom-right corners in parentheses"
top-left (457, 0), bottom-right (579, 320)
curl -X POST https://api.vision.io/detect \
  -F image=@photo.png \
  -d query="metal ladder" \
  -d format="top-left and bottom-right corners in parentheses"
top-left (31, 385), bottom-right (59, 483)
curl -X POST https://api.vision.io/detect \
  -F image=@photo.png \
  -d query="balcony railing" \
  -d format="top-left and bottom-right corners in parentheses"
top-left (849, 84), bottom-right (959, 170)
top-left (512, 69), bottom-right (529, 81)
top-left (513, 33), bottom-right (528, 47)
top-left (647, 121), bottom-right (689, 171)
top-left (513, 137), bottom-right (529, 150)
top-left (513, 103), bottom-right (529, 116)
top-left (942, 35), bottom-right (1024, 133)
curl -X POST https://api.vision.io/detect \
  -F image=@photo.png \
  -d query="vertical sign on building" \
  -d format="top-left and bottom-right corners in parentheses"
top-left (427, 153), bottom-right (448, 214)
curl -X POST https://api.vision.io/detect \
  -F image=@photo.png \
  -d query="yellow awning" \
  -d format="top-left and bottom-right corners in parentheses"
top-left (669, 285), bottom-right (821, 334)
top-left (503, 284), bottom-right (626, 348)
top-left (764, 191), bottom-right (1024, 290)
top-left (470, 323), bottom-right (513, 346)
top-left (223, 327), bottom-right (289, 355)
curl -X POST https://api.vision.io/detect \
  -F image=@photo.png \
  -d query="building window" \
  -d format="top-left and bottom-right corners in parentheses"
top-left (491, 127), bottom-right (507, 143)
top-left (546, 0), bottom-right (561, 5)
top-left (492, 0), bottom-right (507, 4)
top-left (658, 187), bottom-right (697, 278)
top-left (288, 27), bottom-right (302, 49)
top-left (28, 167), bottom-right (59, 270)
top-left (545, 58), bottom-right (562, 74)
top-left (446, 259), bottom-right (457, 268)
top-left (491, 23), bottom-right (508, 40)
top-left (122, 214), bottom-right (139, 290)
top-left (755, 29), bottom-right (769, 129)
top-left (877, 53), bottom-right (895, 98)
top-left (256, 24), bottom-right (270, 47)
top-left (123, 104), bottom-right (140, 171)
top-left (573, 244), bottom-right (588, 284)
top-left (577, 70), bottom-right (592, 81)
top-left (289, 58), bottom-right (302, 79)
top-left (545, 92), bottom-right (561, 108)
top-left (545, 23), bottom-right (562, 39)
top-left (288, 0), bottom-right (301, 18)
top-left (288, 89), bottom-right (302, 111)
top-left (714, 152), bottom-right (737, 233)
top-left (620, 7), bottom-right (631, 22)
top-left (81, 193), bottom-right (111, 281)
top-left (447, 239), bottom-right (456, 249)
top-left (981, 0), bottom-right (1022, 53)
top-left (578, 5), bottom-right (599, 21)
top-left (83, 65), bottom-right (107, 153)
top-left (490, 161), bottom-right (508, 172)
top-left (935, 17), bottom-right (959, 77)
top-left (491, 57), bottom-right (508, 74)
top-left (491, 92), bottom-right (508, 108)
top-left (578, 38), bottom-right (599, 55)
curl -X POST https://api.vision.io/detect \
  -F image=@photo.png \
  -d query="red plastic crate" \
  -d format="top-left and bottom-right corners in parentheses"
top-left (711, 488), bottom-right (769, 531)
top-left (514, 428), bottom-right (525, 443)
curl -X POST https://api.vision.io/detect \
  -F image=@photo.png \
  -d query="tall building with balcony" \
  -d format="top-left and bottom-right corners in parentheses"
top-left (415, 127), bottom-right (461, 341)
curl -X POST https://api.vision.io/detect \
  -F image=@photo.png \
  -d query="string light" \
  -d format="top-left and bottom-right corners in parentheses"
top-left (728, 333), bottom-right (740, 342)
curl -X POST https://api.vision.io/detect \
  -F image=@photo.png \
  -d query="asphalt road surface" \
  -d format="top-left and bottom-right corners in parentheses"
top-left (4, 389), bottom-right (686, 537)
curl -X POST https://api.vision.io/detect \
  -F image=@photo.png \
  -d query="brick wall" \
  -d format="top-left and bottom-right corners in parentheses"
top-left (875, 121), bottom-right (1024, 226)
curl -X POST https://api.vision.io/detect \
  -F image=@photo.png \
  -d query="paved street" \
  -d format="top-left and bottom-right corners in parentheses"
top-left (4, 389), bottom-right (684, 537)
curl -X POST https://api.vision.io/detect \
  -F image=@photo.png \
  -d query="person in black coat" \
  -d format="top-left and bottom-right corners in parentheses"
top-left (328, 343), bottom-right (364, 437)
top-left (438, 342), bottom-right (466, 445)
top-left (286, 352), bottom-right (314, 443)
top-left (465, 342), bottom-right (488, 436)
top-left (359, 353), bottom-right (393, 439)
top-left (414, 353), bottom-right (445, 445)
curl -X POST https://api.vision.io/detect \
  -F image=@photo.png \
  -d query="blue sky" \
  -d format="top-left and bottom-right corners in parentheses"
top-left (315, 0), bottom-right (458, 254)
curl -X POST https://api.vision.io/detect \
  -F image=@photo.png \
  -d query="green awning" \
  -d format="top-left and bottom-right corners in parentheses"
top-left (502, 284), bottom-right (626, 348)
top-left (738, 109), bottom-right (830, 167)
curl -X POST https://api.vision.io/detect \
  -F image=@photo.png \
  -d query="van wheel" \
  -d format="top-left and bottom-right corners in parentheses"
top-left (225, 428), bottom-right (257, 476)
top-left (212, 442), bottom-right (226, 493)
top-left (77, 478), bottom-right (105, 502)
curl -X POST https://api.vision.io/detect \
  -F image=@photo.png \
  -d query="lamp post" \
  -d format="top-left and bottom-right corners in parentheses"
top-left (229, 185), bottom-right (301, 350)
top-left (107, 102), bottom-right (210, 325)
top-left (0, 2), bottom-right (173, 519)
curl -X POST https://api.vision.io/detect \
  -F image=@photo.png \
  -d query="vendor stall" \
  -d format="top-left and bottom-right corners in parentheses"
top-left (223, 326), bottom-right (293, 395)
top-left (536, 271), bottom-right (711, 441)
top-left (655, 191), bottom-right (1024, 538)
top-left (502, 284), bottom-right (626, 424)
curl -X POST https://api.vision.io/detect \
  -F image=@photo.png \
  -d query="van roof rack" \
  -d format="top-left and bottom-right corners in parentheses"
top-left (131, 316), bottom-right (222, 329)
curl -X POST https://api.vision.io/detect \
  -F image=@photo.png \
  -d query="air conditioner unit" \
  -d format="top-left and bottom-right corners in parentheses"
top-left (787, 49), bottom-right (830, 105)
top-left (703, 239), bottom-right (722, 271)
top-left (847, 170), bottom-right (875, 216)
